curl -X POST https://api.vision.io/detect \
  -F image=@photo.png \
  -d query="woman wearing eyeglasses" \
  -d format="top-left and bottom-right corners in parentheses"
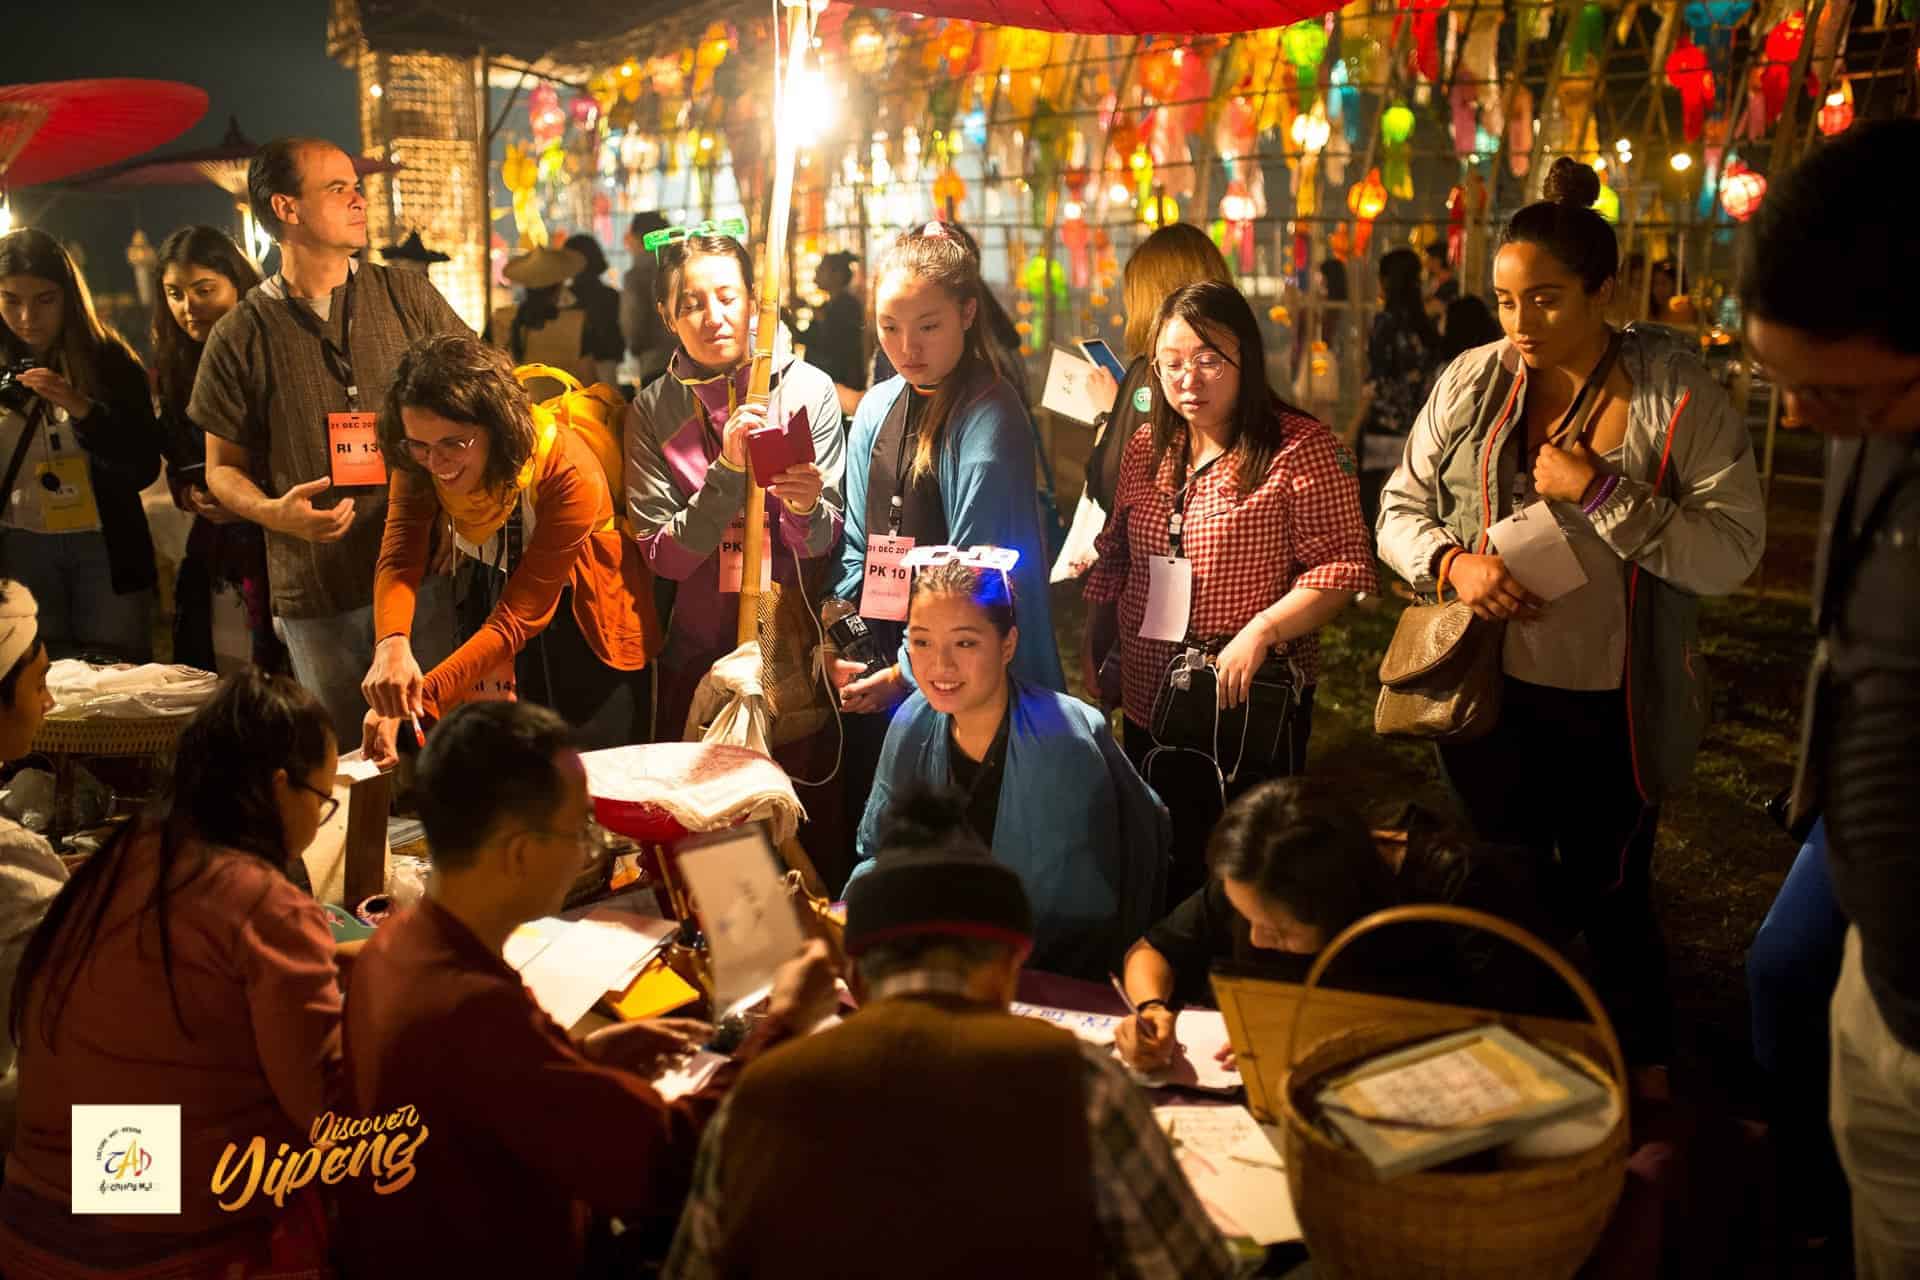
top-left (360, 334), bottom-right (660, 762)
top-left (1376, 158), bottom-right (1764, 1072)
top-left (2, 668), bottom-right (342, 1275)
top-left (1083, 280), bottom-right (1375, 906)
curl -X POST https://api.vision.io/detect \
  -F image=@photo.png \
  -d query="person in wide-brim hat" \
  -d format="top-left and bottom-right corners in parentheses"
top-left (503, 245), bottom-right (587, 290)
top-left (380, 229), bottom-right (451, 265)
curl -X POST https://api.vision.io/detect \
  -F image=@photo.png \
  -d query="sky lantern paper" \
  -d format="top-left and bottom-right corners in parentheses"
top-left (1665, 38), bottom-right (1716, 140)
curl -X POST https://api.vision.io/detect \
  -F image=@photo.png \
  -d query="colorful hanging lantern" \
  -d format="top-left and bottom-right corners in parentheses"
top-left (1292, 107), bottom-right (1332, 152)
top-left (1402, 0), bottom-right (1448, 80)
top-left (1720, 162), bottom-right (1766, 220)
top-left (1594, 179), bottom-right (1621, 222)
top-left (1818, 83), bottom-right (1855, 134)
top-left (1568, 2), bottom-right (1608, 71)
top-left (1282, 19), bottom-right (1330, 91)
top-left (650, 54), bottom-right (688, 98)
top-left (845, 10), bottom-right (887, 75)
top-left (1219, 180), bottom-right (1257, 272)
top-left (1018, 255), bottom-right (1069, 352)
top-left (1348, 167), bottom-right (1388, 253)
top-left (1506, 82), bottom-right (1536, 176)
top-left (528, 83), bottom-right (567, 147)
top-left (1380, 101), bottom-right (1415, 200)
top-left (1758, 12), bottom-right (1808, 129)
top-left (569, 95), bottom-right (600, 134)
top-left (1665, 39), bottom-right (1716, 141)
top-left (933, 167), bottom-right (967, 218)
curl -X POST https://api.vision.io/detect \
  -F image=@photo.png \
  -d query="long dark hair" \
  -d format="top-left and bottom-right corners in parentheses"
top-left (150, 226), bottom-right (262, 419)
top-left (874, 221), bottom-right (1022, 483)
top-left (908, 558), bottom-right (1018, 637)
top-left (1147, 280), bottom-right (1298, 497)
top-left (1207, 778), bottom-right (1399, 939)
top-left (1378, 247), bottom-right (1440, 350)
top-left (0, 228), bottom-right (138, 404)
top-left (1438, 295), bottom-right (1503, 362)
top-left (12, 668), bottom-right (334, 1048)
top-left (379, 333), bottom-right (537, 493)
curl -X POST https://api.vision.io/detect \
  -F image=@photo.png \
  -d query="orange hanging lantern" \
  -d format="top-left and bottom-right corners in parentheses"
top-left (1720, 163), bottom-right (1766, 221)
top-left (845, 11), bottom-right (887, 76)
top-left (1348, 166), bottom-right (1387, 252)
top-left (933, 167), bottom-right (967, 218)
top-left (1818, 84), bottom-right (1854, 134)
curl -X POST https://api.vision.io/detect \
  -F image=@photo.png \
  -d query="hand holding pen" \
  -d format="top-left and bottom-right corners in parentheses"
top-left (1110, 972), bottom-right (1178, 1072)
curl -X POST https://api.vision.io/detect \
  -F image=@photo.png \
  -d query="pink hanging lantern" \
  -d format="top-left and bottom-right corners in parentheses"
top-left (1720, 163), bottom-right (1766, 221)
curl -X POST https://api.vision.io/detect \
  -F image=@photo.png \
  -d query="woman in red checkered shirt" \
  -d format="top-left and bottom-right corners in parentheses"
top-left (1083, 280), bottom-right (1376, 905)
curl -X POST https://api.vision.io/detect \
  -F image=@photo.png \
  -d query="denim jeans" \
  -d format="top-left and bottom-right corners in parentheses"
top-left (276, 574), bottom-right (455, 750)
top-left (1, 529), bottom-right (152, 662)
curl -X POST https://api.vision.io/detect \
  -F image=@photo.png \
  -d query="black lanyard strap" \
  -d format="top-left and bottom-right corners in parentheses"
top-left (278, 266), bottom-right (359, 408)
top-left (1167, 432), bottom-right (1224, 558)
top-left (887, 387), bottom-right (929, 537)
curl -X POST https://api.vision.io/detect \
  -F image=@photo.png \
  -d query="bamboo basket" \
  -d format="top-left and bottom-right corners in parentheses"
top-left (1278, 905), bottom-right (1630, 1280)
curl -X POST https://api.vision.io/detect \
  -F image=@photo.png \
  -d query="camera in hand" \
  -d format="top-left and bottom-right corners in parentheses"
top-left (0, 359), bottom-right (41, 415)
top-left (821, 599), bottom-right (887, 677)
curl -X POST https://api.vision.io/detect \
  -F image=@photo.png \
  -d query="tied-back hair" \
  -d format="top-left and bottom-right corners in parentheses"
top-left (1206, 778), bottom-right (1399, 940)
top-left (876, 221), bottom-right (1020, 484)
top-left (11, 669), bottom-right (334, 1050)
top-left (1378, 247), bottom-right (1440, 350)
top-left (151, 226), bottom-right (262, 419)
top-left (0, 229), bottom-right (139, 406)
top-left (1146, 280), bottom-right (1298, 498)
top-left (654, 233), bottom-right (756, 337)
top-left (379, 333), bottom-right (538, 494)
top-left (1122, 223), bottom-right (1235, 358)
top-left (908, 559), bottom-right (1018, 637)
top-left (1501, 158), bottom-right (1618, 293)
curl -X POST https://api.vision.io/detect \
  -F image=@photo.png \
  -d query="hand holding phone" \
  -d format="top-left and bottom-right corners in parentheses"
top-left (746, 405), bottom-right (816, 480)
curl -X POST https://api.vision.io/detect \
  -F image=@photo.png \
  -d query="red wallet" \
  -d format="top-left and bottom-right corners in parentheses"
top-left (746, 405), bottom-right (816, 479)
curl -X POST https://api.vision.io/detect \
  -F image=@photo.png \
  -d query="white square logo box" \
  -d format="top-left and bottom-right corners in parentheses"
top-left (71, 1104), bottom-right (182, 1215)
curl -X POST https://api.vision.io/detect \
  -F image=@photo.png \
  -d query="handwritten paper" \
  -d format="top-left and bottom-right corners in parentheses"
top-left (1487, 500), bottom-right (1589, 601)
top-left (676, 828), bottom-right (804, 1019)
top-left (1049, 491), bottom-right (1108, 583)
top-left (510, 911), bottom-right (677, 1031)
top-left (1041, 348), bottom-right (1104, 424)
top-left (1156, 1104), bottom-right (1300, 1245)
top-left (1010, 1002), bottom-right (1121, 1045)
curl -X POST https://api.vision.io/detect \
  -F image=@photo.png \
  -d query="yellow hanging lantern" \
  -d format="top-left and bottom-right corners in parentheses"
top-left (846, 11), bottom-right (887, 75)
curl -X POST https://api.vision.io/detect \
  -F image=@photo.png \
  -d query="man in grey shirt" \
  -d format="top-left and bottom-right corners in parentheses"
top-left (194, 137), bottom-right (464, 746)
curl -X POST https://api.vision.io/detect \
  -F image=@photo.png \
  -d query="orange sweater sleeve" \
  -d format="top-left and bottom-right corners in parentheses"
top-left (422, 449), bottom-right (597, 715)
top-left (373, 468), bottom-right (438, 644)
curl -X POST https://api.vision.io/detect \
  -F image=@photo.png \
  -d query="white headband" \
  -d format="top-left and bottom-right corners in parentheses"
top-left (0, 582), bottom-right (39, 677)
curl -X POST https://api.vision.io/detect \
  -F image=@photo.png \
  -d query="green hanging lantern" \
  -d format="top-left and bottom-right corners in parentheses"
top-left (1283, 20), bottom-right (1329, 87)
top-left (1380, 102), bottom-right (1416, 200)
top-left (1567, 2), bottom-right (1608, 71)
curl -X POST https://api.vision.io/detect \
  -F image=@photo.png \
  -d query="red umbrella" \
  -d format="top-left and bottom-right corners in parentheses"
top-left (0, 79), bottom-right (207, 190)
top-left (844, 0), bottom-right (1340, 35)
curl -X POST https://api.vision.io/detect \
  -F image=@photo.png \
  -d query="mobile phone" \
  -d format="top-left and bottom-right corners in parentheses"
top-left (746, 405), bottom-right (817, 479)
top-left (1076, 338), bottom-right (1128, 382)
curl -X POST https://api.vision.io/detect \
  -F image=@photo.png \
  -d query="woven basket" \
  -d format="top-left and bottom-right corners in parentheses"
top-left (1278, 905), bottom-right (1630, 1280)
top-left (32, 713), bottom-right (191, 758)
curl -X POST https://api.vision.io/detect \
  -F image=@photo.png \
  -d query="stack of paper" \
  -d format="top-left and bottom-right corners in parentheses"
top-left (1128, 1009), bottom-right (1242, 1094)
top-left (1155, 1104), bottom-right (1300, 1245)
top-left (507, 909), bottom-right (678, 1030)
top-left (1010, 1001), bottom-right (1121, 1044)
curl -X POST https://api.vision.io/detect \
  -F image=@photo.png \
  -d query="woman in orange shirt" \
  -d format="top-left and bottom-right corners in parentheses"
top-left (361, 333), bottom-right (660, 760)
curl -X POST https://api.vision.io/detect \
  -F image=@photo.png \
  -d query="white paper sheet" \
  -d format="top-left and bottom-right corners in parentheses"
top-left (1041, 348), bottom-right (1104, 424)
top-left (510, 911), bottom-right (678, 1031)
top-left (1486, 500), bottom-right (1590, 601)
top-left (675, 829), bottom-right (804, 1018)
top-left (1049, 491), bottom-right (1109, 583)
top-left (334, 750), bottom-right (385, 784)
top-left (651, 1050), bottom-right (729, 1102)
top-left (1009, 1002), bottom-right (1121, 1045)
top-left (1155, 1104), bottom-right (1301, 1245)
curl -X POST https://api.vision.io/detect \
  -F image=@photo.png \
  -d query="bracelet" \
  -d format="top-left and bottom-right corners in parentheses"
top-left (1134, 997), bottom-right (1175, 1015)
top-left (785, 496), bottom-right (819, 517)
top-left (1581, 474), bottom-right (1621, 516)
top-left (1437, 547), bottom-right (1463, 593)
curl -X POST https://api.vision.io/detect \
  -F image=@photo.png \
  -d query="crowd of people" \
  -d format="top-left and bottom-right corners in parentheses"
top-left (0, 115), bottom-right (1909, 1277)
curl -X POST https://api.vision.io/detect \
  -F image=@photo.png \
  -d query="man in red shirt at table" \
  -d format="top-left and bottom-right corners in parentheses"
top-left (337, 700), bottom-right (836, 1276)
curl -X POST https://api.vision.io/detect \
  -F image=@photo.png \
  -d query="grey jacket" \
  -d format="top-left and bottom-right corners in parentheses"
top-left (1377, 327), bottom-right (1764, 801)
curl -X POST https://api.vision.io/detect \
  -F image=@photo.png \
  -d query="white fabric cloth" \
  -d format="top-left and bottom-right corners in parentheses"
top-left (45, 660), bottom-right (220, 719)
top-left (579, 740), bottom-right (806, 848)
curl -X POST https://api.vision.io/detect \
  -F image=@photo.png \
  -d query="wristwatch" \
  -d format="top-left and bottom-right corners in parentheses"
top-left (1134, 997), bottom-right (1176, 1016)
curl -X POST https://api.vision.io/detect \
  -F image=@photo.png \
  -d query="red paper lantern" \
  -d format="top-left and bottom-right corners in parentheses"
top-left (1665, 39), bottom-right (1716, 142)
top-left (1720, 164), bottom-right (1767, 221)
top-left (1758, 14), bottom-right (1806, 129)
top-left (1818, 87), bottom-right (1854, 135)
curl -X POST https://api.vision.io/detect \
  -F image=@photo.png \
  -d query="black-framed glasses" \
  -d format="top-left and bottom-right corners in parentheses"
top-left (295, 780), bottom-right (340, 825)
top-left (401, 434), bottom-right (480, 466)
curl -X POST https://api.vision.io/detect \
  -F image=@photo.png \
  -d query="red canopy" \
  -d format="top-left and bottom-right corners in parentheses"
top-left (843, 0), bottom-right (1340, 35)
top-left (0, 79), bottom-right (207, 189)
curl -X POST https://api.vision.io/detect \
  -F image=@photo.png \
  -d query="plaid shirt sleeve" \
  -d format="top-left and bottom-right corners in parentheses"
top-left (660, 1097), bottom-right (730, 1280)
top-left (1081, 1044), bottom-right (1240, 1280)
top-left (1279, 416), bottom-right (1378, 596)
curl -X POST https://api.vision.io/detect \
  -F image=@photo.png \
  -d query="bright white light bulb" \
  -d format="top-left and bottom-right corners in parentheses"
top-left (1670, 152), bottom-right (1693, 172)
top-left (788, 68), bottom-right (835, 146)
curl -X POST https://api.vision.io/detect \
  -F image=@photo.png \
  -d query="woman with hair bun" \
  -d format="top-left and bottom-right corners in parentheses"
top-left (1377, 156), bottom-right (1765, 1073)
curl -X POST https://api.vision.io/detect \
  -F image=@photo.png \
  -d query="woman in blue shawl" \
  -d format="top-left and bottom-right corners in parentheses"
top-left (848, 547), bottom-right (1168, 979)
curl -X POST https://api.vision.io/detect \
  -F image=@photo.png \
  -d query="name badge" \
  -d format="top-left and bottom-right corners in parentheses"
top-left (328, 411), bottom-right (387, 487)
top-left (36, 456), bottom-right (101, 533)
top-left (467, 660), bottom-right (517, 703)
top-left (858, 534), bottom-right (916, 622)
top-left (1141, 555), bottom-right (1193, 643)
top-left (718, 515), bottom-right (773, 595)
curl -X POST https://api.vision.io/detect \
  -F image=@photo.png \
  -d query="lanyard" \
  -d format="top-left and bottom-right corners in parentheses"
top-left (278, 267), bottom-right (359, 409)
top-left (1166, 434), bottom-right (1224, 558)
top-left (887, 387), bottom-right (929, 537)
